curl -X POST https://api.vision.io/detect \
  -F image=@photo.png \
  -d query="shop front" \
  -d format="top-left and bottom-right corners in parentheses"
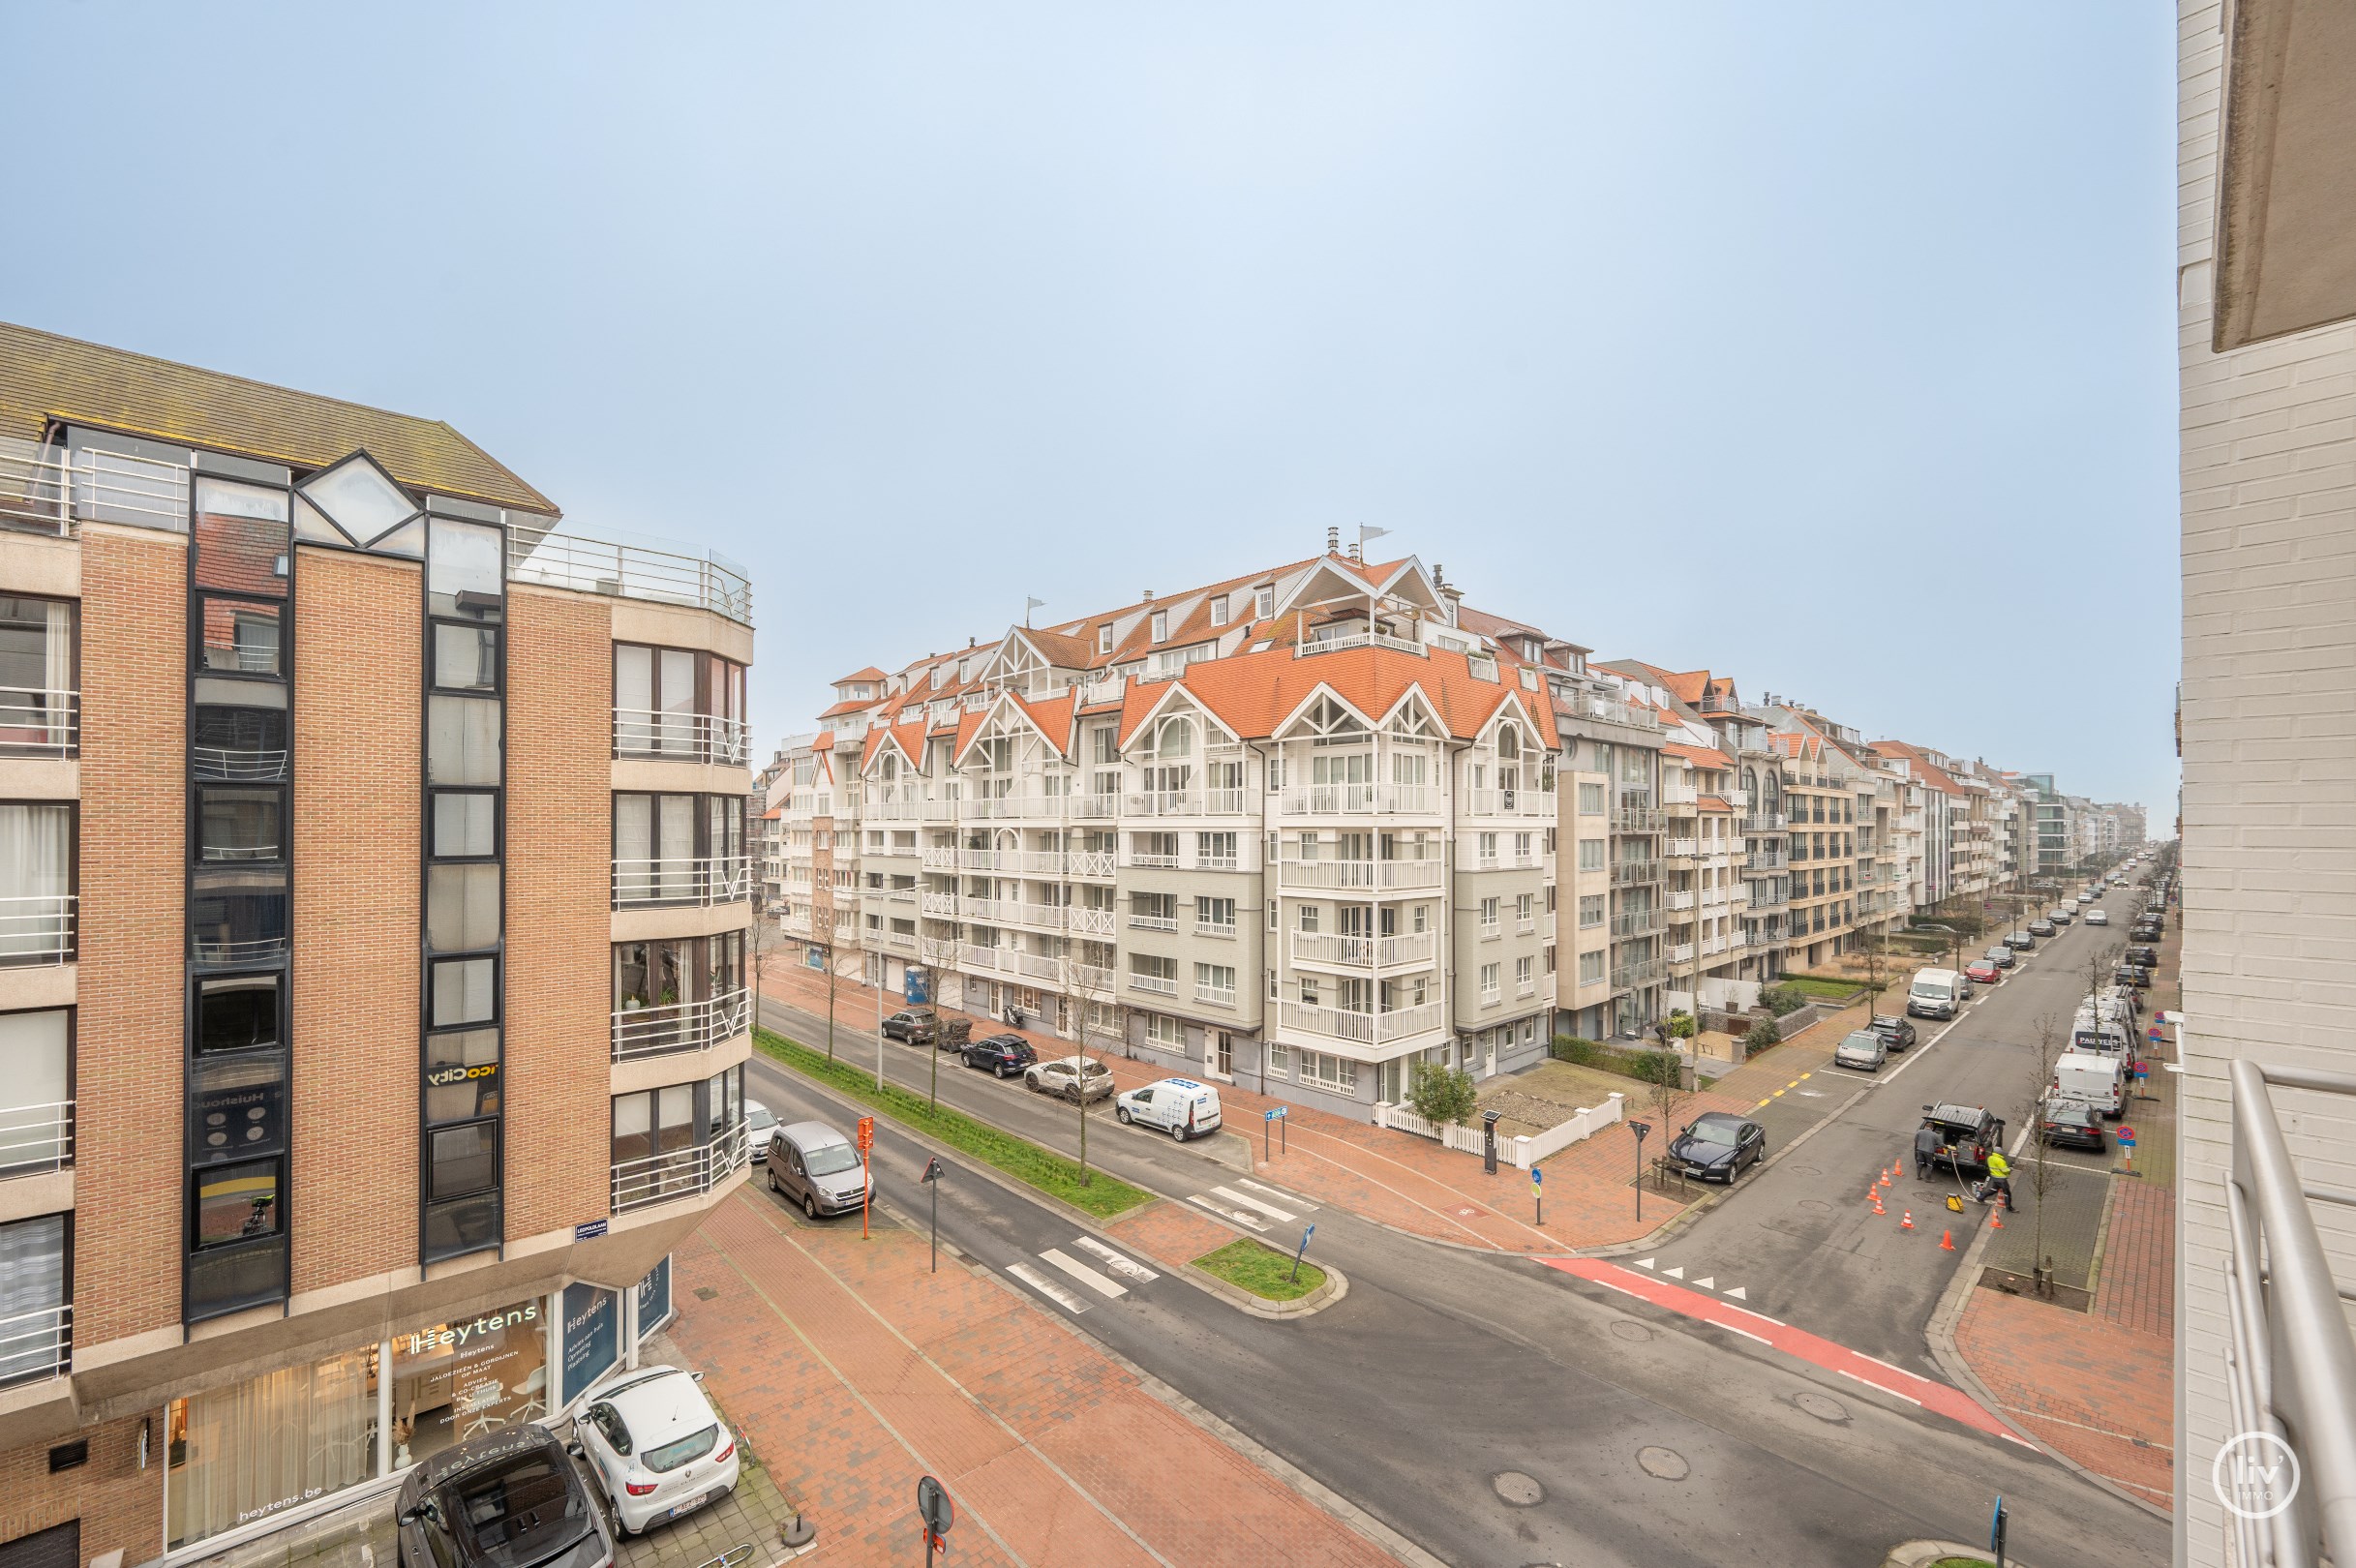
top-left (161, 1257), bottom-right (673, 1555)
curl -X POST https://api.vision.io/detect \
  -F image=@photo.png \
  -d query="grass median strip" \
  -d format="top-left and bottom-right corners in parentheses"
top-left (754, 1028), bottom-right (1150, 1221)
top-left (1192, 1238), bottom-right (1325, 1302)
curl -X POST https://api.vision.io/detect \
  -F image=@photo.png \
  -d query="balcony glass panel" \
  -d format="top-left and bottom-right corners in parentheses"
top-left (0, 1214), bottom-right (67, 1387)
top-left (197, 787), bottom-right (284, 863)
top-left (196, 598), bottom-right (285, 678)
top-left (190, 867), bottom-right (287, 966)
top-left (192, 480), bottom-right (288, 599)
top-left (193, 706), bottom-right (287, 781)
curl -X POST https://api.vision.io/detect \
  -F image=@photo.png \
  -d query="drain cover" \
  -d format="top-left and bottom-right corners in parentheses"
top-left (1493, 1471), bottom-right (1545, 1506)
top-left (1637, 1446), bottom-right (1689, 1481)
top-left (694, 1286), bottom-right (719, 1302)
top-left (1797, 1198), bottom-right (1829, 1212)
top-left (1796, 1392), bottom-right (1849, 1423)
top-left (1610, 1320), bottom-right (1653, 1343)
top-left (1790, 1165), bottom-right (1822, 1177)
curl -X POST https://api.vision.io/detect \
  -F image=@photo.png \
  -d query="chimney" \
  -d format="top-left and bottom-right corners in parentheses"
top-left (1433, 561), bottom-right (1444, 587)
top-left (1326, 526), bottom-right (1340, 557)
top-left (1141, 588), bottom-right (1154, 603)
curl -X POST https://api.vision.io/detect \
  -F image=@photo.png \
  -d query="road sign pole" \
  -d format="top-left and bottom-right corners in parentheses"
top-left (921, 1157), bottom-right (943, 1273)
top-left (858, 1115), bottom-right (876, 1241)
top-left (1290, 1222), bottom-right (1315, 1282)
top-left (1532, 1164), bottom-right (1545, 1227)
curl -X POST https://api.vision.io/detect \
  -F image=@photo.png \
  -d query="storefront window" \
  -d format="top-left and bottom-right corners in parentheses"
top-left (560, 1282), bottom-right (619, 1406)
top-left (391, 1298), bottom-right (548, 1471)
top-left (166, 1344), bottom-right (378, 1549)
top-left (635, 1258), bottom-right (673, 1340)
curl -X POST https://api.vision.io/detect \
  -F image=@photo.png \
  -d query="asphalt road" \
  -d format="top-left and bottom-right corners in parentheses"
top-left (745, 961), bottom-right (2166, 1568)
top-left (1651, 883), bottom-right (2147, 1372)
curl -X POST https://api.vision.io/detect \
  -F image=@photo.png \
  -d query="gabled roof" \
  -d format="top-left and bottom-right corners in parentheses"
top-left (1118, 644), bottom-right (1556, 749)
top-left (0, 319), bottom-right (554, 513)
top-left (1662, 741), bottom-right (1732, 769)
top-left (817, 697), bottom-right (882, 720)
top-left (835, 666), bottom-right (888, 684)
top-left (1869, 739), bottom-right (1966, 796)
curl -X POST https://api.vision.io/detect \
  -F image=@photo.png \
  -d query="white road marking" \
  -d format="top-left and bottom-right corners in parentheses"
top-left (1720, 1324), bottom-right (1774, 1347)
top-left (1724, 1285), bottom-right (1748, 1301)
top-left (1692, 1277), bottom-right (1715, 1291)
top-left (1040, 1248), bottom-right (1128, 1299)
top-left (1662, 1265), bottom-right (1685, 1280)
top-left (1633, 1257), bottom-right (1657, 1271)
top-left (1188, 1194), bottom-right (1269, 1232)
top-left (1211, 1184), bottom-right (1297, 1221)
top-left (1239, 1178), bottom-right (1315, 1210)
top-left (1839, 1369), bottom-right (1924, 1407)
top-left (1009, 1261), bottom-right (1090, 1313)
top-left (1073, 1236), bottom-right (1159, 1282)
top-left (2009, 1124), bottom-right (2033, 1156)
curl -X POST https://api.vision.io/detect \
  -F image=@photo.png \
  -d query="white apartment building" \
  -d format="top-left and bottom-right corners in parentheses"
top-left (2176, 0), bottom-right (2356, 1561)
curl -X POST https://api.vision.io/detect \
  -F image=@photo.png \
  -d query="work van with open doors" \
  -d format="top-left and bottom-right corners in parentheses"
top-left (2051, 1051), bottom-right (2127, 1120)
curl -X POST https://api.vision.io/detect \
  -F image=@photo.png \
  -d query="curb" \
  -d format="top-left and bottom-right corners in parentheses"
top-left (1182, 1259), bottom-right (1349, 1320)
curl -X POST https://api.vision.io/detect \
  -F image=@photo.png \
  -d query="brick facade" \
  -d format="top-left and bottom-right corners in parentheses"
top-left (74, 527), bottom-right (188, 1353)
top-left (500, 587), bottom-right (613, 1241)
top-left (290, 548), bottom-right (421, 1292)
top-left (0, 1414), bottom-right (159, 1568)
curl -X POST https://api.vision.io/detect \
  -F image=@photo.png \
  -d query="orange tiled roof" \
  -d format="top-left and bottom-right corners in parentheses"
top-left (1663, 741), bottom-right (1732, 769)
top-left (835, 666), bottom-right (888, 684)
top-left (1111, 643), bottom-right (1553, 750)
top-left (1697, 795), bottom-right (1734, 813)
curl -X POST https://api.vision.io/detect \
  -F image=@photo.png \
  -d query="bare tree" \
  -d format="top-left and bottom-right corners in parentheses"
top-left (1057, 943), bottom-right (1118, 1187)
top-left (917, 926), bottom-right (962, 1108)
top-left (2019, 1010), bottom-right (2068, 1298)
top-left (1858, 920), bottom-right (1893, 1010)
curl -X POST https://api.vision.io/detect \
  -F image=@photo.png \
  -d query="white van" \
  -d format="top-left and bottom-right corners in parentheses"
top-left (2052, 1051), bottom-right (2127, 1119)
top-left (1907, 968), bottom-right (1964, 1020)
top-left (1114, 1076), bottom-right (1223, 1141)
top-left (2070, 1009), bottom-right (2133, 1058)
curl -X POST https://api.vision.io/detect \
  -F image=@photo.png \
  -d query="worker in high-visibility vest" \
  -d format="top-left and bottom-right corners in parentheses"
top-left (1978, 1148), bottom-right (2017, 1214)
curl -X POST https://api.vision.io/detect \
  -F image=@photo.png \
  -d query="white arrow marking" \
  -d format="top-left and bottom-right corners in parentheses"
top-left (1692, 1277), bottom-right (1715, 1291)
top-left (1073, 1235), bottom-right (1159, 1282)
top-left (1662, 1265), bottom-right (1685, 1280)
top-left (1633, 1257), bottom-right (1657, 1271)
top-left (1724, 1285), bottom-right (1748, 1300)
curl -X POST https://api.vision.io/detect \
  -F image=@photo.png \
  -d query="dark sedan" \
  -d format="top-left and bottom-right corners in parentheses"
top-left (1983, 946), bottom-right (2016, 969)
top-left (1667, 1113), bottom-right (1766, 1183)
top-left (880, 1010), bottom-right (938, 1045)
top-left (959, 1033), bottom-right (1038, 1078)
top-left (2005, 930), bottom-right (2037, 951)
top-left (1867, 1013), bottom-right (1918, 1051)
top-left (2029, 919), bottom-right (2056, 937)
top-left (397, 1427), bottom-right (614, 1568)
top-left (2126, 945), bottom-right (2160, 968)
top-left (2040, 1098), bottom-right (2108, 1153)
top-left (2116, 964), bottom-right (2154, 990)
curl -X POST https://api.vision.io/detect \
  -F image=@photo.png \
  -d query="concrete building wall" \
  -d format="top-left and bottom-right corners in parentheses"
top-left (2176, 0), bottom-right (2356, 1557)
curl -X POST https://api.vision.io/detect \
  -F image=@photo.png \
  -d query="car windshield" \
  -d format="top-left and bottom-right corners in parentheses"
top-left (1842, 1033), bottom-right (1880, 1050)
top-left (746, 1105), bottom-right (776, 1132)
top-left (442, 1453), bottom-right (590, 1568)
top-left (804, 1144), bottom-right (861, 1176)
top-left (1685, 1121), bottom-right (1740, 1146)
top-left (642, 1423), bottom-right (720, 1474)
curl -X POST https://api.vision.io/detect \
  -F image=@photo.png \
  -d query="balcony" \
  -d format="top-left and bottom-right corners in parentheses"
top-left (1129, 912), bottom-right (1179, 933)
top-left (1294, 628), bottom-right (1425, 658)
top-left (924, 848), bottom-right (1115, 878)
top-left (1464, 788), bottom-right (1552, 819)
top-left (1663, 890), bottom-right (1697, 912)
top-left (611, 989), bottom-right (750, 1061)
top-left (0, 1303), bottom-right (71, 1390)
top-left (867, 798), bottom-right (955, 822)
top-left (962, 944), bottom-right (1062, 981)
top-left (1611, 957), bottom-right (1663, 990)
top-left (1611, 859), bottom-right (1661, 888)
top-left (1661, 780), bottom-right (1699, 806)
top-left (1277, 859), bottom-right (1446, 893)
top-left (0, 436), bottom-right (187, 538)
top-left (1278, 1000), bottom-right (1446, 1047)
top-left (1611, 908), bottom-right (1665, 938)
top-left (966, 795), bottom-right (1066, 821)
top-left (1611, 804), bottom-right (1665, 834)
top-left (1290, 930), bottom-right (1437, 972)
top-left (1071, 793), bottom-right (1120, 820)
top-left (1126, 789), bottom-right (1249, 817)
top-left (509, 523), bottom-right (753, 628)
top-left (0, 895), bottom-right (76, 966)
top-left (613, 709), bottom-right (749, 768)
top-left (0, 689), bottom-right (76, 761)
top-left (1664, 838), bottom-right (1700, 859)
top-left (611, 858), bottom-right (751, 909)
top-left (0, 1100), bottom-right (74, 1175)
top-left (1746, 844), bottom-right (1786, 869)
top-left (1745, 880), bottom-right (1789, 910)
top-left (611, 1123), bottom-right (750, 1215)
top-left (1278, 784), bottom-right (1438, 816)
top-left (1665, 942), bottom-right (1696, 964)
top-left (1129, 971), bottom-right (1179, 996)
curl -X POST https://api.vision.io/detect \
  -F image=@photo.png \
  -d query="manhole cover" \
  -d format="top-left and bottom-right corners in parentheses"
top-left (1493, 1471), bottom-right (1545, 1506)
top-left (1797, 1198), bottom-right (1829, 1212)
top-left (1637, 1446), bottom-right (1689, 1481)
top-left (1790, 1165), bottom-right (1822, 1177)
top-left (1796, 1392), bottom-right (1849, 1423)
top-left (694, 1286), bottom-right (719, 1302)
top-left (1610, 1320), bottom-right (1653, 1343)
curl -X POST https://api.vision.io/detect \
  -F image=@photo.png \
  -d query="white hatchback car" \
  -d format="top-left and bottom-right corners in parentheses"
top-left (571, 1365), bottom-right (741, 1534)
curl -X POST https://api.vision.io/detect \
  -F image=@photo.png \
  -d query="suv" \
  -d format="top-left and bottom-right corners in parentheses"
top-left (960, 1033), bottom-right (1038, 1077)
top-left (1867, 1014), bottom-right (1918, 1051)
top-left (397, 1427), bottom-right (615, 1568)
top-left (1919, 1103), bottom-right (2006, 1178)
top-left (2125, 944), bottom-right (2160, 968)
top-left (881, 1010), bottom-right (938, 1045)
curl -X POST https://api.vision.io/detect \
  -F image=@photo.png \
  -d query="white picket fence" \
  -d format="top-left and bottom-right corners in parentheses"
top-left (1371, 1091), bottom-right (1625, 1170)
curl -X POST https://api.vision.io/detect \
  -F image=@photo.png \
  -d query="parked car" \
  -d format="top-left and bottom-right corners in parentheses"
top-left (881, 1010), bottom-right (938, 1045)
top-left (2029, 919), bottom-right (2056, 937)
top-left (572, 1365), bottom-right (741, 1535)
top-left (2115, 963), bottom-right (2153, 990)
top-left (396, 1426), bottom-right (615, 1568)
top-left (1867, 1014), bottom-right (1918, 1050)
top-left (1919, 1103), bottom-right (2006, 1178)
top-left (1834, 1030), bottom-right (1889, 1071)
top-left (2039, 1097), bottom-right (2108, 1153)
top-left (2130, 923), bottom-right (2162, 944)
top-left (766, 1121), bottom-right (868, 1219)
top-left (745, 1099), bottom-right (778, 1157)
top-left (2074, 893), bottom-right (2095, 907)
top-left (1115, 1077), bottom-right (1223, 1140)
top-left (2049, 907), bottom-right (2074, 925)
top-left (1965, 959), bottom-right (2002, 985)
top-left (2086, 909), bottom-right (2109, 926)
top-left (2126, 944), bottom-right (2160, 968)
top-left (960, 1033), bottom-right (1038, 1077)
top-left (2007, 930), bottom-right (2038, 950)
top-left (1907, 967), bottom-right (1964, 1020)
top-left (1667, 1112), bottom-right (1767, 1182)
top-left (1984, 945), bottom-right (2016, 969)
top-left (1025, 1054), bottom-right (1115, 1102)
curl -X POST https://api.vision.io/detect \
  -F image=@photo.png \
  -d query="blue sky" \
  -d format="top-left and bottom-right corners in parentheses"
top-left (0, 3), bottom-right (2179, 816)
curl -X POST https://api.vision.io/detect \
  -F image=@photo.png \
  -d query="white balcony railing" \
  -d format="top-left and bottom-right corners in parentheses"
top-left (1278, 1000), bottom-right (1446, 1046)
top-left (1465, 788), bottom-right (1552, 818)
top-left (1610, 859), bottom-right (1661, 888)
top-left (1071, 793), bottom-right (1121, 819)
top-left (194, 743), bottom-right (288, 782)
top-left (1664, 838), bottom-right (1700, 859)
top-left (1125, 789), bottom-right (1249, 817)
top-left (0, 1101), bottom-right (74, 1174)
top-left (611, 857), bottom-right (752, 909)
top-left (1661, 781), bottom-right (1700, 806)
top-left (611, 1124), bottom-right (750, 1215)
top-left (0, 437), bottom-right (188, 537)
top-left (1294, 629), bottom-right (1425, 658)
top-left (612, 709), bottom-right (749, 767)
top-left (0, 689), bottom-right (76, 760)
top-left (1663, 890), bottom-right (1697, 912)
top-left (0, 895), bottom-right (76, 965)
top-left (1741, 813), bottom-right (1787, 833)
top-left (1276, 859), bottom-right (1446, 893)
top-left (1278, 784), bottom-right (1439, 816)
top-left (1289, 930), bottom-right (1437, 971)
top-left (1129, 971), bottom-right (1179, 996)
top-left (925, 848), bottom-right (1115, 878)
top-left (0, 1303), bottom-right (71, 1389)
top-left (866, 797), bottom-right (956, 821)
top-left (509, 523), bottom-right (753, 627)
top-left (611, 989), bottom-right (749, 1061)
top-left (1129, 913), bottom-right (1178, 932)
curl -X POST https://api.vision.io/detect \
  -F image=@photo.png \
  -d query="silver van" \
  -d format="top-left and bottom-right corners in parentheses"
top-left (767, 1121), bottom-right (869, 1220)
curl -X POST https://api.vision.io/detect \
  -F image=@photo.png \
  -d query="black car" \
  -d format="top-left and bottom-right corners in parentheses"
top-left (2130, 924), bottom-right (2162, 944)
top-left (1920, 1103), bottom-right (2007, 1178)
top-left (2029, 919), bottom-right (2055, 937)
top-left (1983, 946), bottom-right (2016, 970)
top-left (960, 1033), bottom-right (1038, 1077)
top-left (881, 1010), bottom-right (938, 1045)
top-left (2005, 931), bottom-right (2037, 951)
top-left (1867, 1014), bottom-right (1918, 1051)
top-left (397, 1427), bottom-right (614, 1568)
top-left (1666, 1112), bottom-right (1766, 1183)
top-left (2039, 1098), bottom-right (2107, 1153)
top-left (2115, 963), bottom-right (2153, 990)
top-left (2126, 945), bottom-right (2160, 968)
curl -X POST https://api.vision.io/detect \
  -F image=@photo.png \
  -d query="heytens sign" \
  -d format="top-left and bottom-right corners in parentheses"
top-left (400, 1302), bottom-right (538, 1356)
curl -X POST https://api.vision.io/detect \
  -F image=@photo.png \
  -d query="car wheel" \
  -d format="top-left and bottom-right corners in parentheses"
top-left (1116, 1106), bottom-right (1133, 1125)
top-left (996, 1064), bottom-right (1012, 1079)
top-left (802, 1191), bottom-right (819, 1221)
top-left (1065, 1086), bottom-right (1081, 1103)
top-left (1170, 1122), bottom-right (1189, 1142)
top-left (769, 1168), bottom-right (780, 1193)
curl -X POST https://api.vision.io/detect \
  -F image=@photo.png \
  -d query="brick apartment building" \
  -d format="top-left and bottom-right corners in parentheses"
top-left (0, 322), bottom-right (754, 1564)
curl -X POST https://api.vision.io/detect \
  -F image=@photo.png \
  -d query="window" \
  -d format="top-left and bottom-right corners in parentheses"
top-left (1266, 1042), bottom-right (1290, 1078)
top-left (431, 957), bottom-right (497, 1028)
top-left (195, 975), bottom-right (279, 1054)
top-left (1516, 956), bottom-right (1534, 991)
top-left (1210, 595), bottom-right (1228, 627)
top-left (1298, 976), bottom-right (1321, 1008)
top-left (1478, 831), bottom-right (1498, 864)
top-left (1196, 831), bottom-right (1237, 869)
top-left (0, 1214), bottom-right (68, 1387)
top-left (0, 596), bottom-right (77, 758)
top-left (1480, 896), bottom-right (1500, 933)
top-left (432, 792), bottom-right (497, 859)
top-left (1150, 611), bottom-right (1166, 644)
top-left (0, 1011), bottom-right (70, 1174)
top-left (1579, 950), bottom-right (1605, 984)
top-left (1579, 894), bottom-right (1605, 928)
top-left (1298, 1049), bottom-right (1356, 1094)
top-left (1254, 586), bottom-right (1275, 620)
top-left (1195, 896), bottom-right (1236, 933)
top-left (1481, 962), bottom-right (1500, 1003)
top-left (196, 787), bottom-right (282, 863)
top-left (1144, 1012), bottom-right (1180, 1048)
top-left (1194, 963), bottom-right (1236, 1003)
top-left (1098, 625), bottom-right (1113, 654)
top-left (0, 803), bottom-right (73, 964)
top-left (426, 864), bottom-right (501, 951)
top-left (1517, 891), bottom-right (1534, 926)
top-left (1577, 838), bottom-right (1604, 872)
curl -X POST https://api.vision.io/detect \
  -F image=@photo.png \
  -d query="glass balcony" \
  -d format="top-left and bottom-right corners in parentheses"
top-left (611, 1122), bottom-right (749, 1215)
top-left (611, 989), bottom-right (750, 1062)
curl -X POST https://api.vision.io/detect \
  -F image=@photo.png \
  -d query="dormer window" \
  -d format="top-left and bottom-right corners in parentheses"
top-left (1523, 639), bottom-right (1540, 661)
top-left (1210, 595), bottom-right (1228, 627)
top-left (1254, 586), bottom-right (1274, 620)
top-left (1150, 611), bottom-right (1167, 644)
top-left (1098, 624), bottom-right (1112, 654)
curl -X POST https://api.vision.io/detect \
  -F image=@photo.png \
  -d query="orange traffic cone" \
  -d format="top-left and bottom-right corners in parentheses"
top-left (1872, 1191), bottom-right (1886, 1215)
top-left (1991, 1211), bottom-right (2005, 1230)
top-left (1900, 1209), bottom-right (1915, 1230)
top-left (1878, 1169), bottom-right (1891, 1189)
top-left (1940, 1228), bottom-right (1955, 1251)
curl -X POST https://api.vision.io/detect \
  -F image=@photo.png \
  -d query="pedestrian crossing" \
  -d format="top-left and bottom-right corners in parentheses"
top-left (1010, 1236), bottom-right (1159, 1314)
top-left (1186, 1177), bottom-right (1314, 1234)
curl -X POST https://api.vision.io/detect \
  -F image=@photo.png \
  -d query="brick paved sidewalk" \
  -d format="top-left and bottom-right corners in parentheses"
top-left (759, 959), bottom-right (1865, 1255)
top-left (669, 1187), bottom-right (1396, 1567)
